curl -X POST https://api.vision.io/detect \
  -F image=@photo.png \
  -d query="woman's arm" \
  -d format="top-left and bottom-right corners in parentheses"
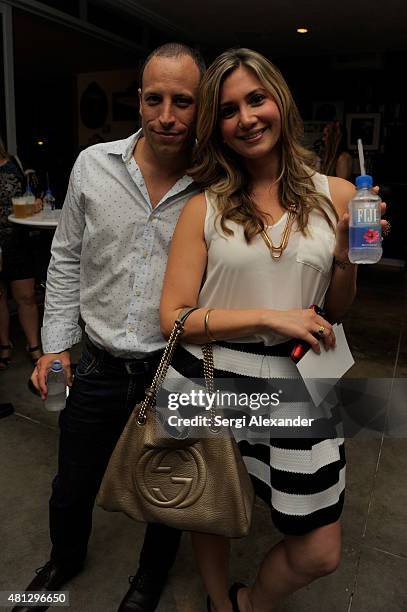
top-left (160, 193), bottom-right (268, 342)
top-left (160, 194), bottom-right (332, 351)
top-left (324, 177), bottom-right (358, 322)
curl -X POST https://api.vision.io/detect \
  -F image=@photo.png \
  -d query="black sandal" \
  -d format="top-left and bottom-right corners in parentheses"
top-left (0, 344), bottom-right (13, 370)
top-left (26, 345), bottom-right (42, 365)
top-left (229, 583), bottom-right (246, 612)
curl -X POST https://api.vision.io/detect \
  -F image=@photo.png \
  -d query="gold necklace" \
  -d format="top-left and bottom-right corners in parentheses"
top-left (260, 210), bottom-right (296, 259)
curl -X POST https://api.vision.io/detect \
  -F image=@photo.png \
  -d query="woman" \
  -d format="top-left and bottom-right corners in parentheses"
top-left (0, 137), bottom-right (42, 368)
top-left (320, 121), bottom-right (353, 180)
top-left (160, 49), bottom-right (387, 612)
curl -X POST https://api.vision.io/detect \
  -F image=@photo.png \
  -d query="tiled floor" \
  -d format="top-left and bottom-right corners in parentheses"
top-left (0, 263), bottom-right (406, 611)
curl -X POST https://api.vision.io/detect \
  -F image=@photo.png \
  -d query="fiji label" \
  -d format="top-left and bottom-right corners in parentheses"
top-left (350, 225), bottom-right (381, 248)
top-left (356, 208), bottom-right (380, 223)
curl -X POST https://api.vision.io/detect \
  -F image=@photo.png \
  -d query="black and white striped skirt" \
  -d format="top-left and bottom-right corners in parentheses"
top-left (164, 340), bottom-right (345, 536)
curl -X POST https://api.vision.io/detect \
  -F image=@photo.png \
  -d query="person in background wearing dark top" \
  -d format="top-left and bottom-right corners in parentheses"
top-left (0, 241), bottom-right (15, 417)
top-left (0, 137), bottom-right (42, 369)
top-left (319, 121), bottom-right (353, 180)
top-left (14, 43), bottom-right (204, 612)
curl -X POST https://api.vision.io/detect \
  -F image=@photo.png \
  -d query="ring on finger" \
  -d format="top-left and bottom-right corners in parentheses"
top-left (317, 325), bottom-right (325, 337)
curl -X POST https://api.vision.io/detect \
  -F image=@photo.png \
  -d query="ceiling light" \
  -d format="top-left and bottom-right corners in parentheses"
top-left (297, 28), bottom-right (308, 34)
top-left (37, 140), bottom-right (44, 146)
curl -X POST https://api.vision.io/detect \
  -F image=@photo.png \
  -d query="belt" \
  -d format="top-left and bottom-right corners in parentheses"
top-left (85, 337), bottom-right (162, 375)
top-left (216, 339), bottom-right (296, 357)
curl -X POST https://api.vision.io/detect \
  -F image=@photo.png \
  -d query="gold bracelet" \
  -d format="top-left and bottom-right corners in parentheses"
top-left (204, 309), bottom-right (217, 342)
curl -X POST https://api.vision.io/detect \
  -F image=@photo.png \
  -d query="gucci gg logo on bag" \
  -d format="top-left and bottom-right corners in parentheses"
top-left (136, 447), bottom-right (207, 508)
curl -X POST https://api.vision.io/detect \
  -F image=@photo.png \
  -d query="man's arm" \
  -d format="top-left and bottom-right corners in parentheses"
top-left (33, 153), bottom-right (86, 399)
top-left (41, 153), bottom-right (85, 352)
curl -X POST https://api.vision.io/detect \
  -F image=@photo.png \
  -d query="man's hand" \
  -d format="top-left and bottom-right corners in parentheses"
top-left (31, 351), bottom-right (72, 400)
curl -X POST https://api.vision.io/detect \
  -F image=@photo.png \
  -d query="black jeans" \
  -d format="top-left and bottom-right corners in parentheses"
top-left (49, 340), bottom-right (182, 571)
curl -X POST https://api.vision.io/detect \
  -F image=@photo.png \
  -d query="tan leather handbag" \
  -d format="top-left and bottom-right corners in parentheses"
top-left (97, 308), bottom-right (254, 537)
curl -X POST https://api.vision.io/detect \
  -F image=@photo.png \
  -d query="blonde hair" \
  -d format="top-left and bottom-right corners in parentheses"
top-left (190, 48), bottom-right (337, 241)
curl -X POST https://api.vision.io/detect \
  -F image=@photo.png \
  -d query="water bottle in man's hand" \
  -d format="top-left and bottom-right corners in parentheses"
top-left (44, 360), bottom-right (66, 412)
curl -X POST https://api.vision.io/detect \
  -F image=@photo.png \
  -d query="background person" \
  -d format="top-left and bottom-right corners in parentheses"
top-left (0, 137), bottom-right (42, 369)
top-left (160, 48), bottom-right (388, 612)
top-left (0, 241), bottom-right (15, 418)
top-left (319, 121), bottom-right (353, 180)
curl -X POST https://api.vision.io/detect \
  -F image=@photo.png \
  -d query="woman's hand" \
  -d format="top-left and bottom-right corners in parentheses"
top-left (262, 308), bottom-right (336, 354)
top-left (334, 186), bottom-right (389, 259)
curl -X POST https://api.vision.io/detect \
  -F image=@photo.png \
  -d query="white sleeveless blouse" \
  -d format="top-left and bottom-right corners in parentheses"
top-left (197, 172), bottom-right (337, 346)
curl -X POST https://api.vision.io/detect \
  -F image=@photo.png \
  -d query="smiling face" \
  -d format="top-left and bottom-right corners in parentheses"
top-left (139, 55), bottom-right (200, 158)
top-left (218, 65), bottom-right (282, 163)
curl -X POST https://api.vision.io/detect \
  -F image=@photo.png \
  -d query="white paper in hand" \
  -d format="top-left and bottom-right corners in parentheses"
top-left (296, 324), bottom-right (354, 406)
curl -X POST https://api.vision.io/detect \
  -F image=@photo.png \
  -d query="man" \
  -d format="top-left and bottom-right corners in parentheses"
top-left (14, 43), bottom-right (204, 612)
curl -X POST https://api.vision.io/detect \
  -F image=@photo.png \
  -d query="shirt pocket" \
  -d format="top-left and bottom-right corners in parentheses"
top-left (296, 225), bottom-right (335, 275)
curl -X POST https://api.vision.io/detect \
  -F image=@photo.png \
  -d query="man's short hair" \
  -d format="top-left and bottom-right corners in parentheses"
top-left (140, 42), bottom-right (206, 87)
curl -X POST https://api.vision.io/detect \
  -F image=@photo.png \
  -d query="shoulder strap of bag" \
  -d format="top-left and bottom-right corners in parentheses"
top-left (201, 342), bottom-right (219, 432)
top-left (136, 307), bottom-right (198, 425)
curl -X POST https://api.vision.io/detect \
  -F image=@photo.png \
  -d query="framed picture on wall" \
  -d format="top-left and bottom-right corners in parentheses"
top-left (346, 113), bottom-right (381, 150)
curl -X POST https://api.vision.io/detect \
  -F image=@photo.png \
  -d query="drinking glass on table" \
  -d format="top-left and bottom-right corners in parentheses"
top-left (12, 195), bottom-right (35, 218)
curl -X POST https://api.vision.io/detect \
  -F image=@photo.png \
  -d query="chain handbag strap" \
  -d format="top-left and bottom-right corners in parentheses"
top-left (202, 343), bottom-right (219, 432)
top-left (136, 307), bottom-right (198, 425)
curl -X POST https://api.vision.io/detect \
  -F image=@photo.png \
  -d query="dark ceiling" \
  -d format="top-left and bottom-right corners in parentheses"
top-left (135, 0), bottom-right (407, 56)
top-left (12, 0), bottom-right (407, 82)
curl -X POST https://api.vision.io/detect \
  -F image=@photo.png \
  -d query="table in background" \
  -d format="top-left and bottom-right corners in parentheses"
top-left (8, 209), bottom-right (61, 229)
top-left (8, 210), bottom-right (61, 285)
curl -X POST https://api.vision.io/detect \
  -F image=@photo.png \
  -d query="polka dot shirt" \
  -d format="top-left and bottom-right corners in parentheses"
top-left (42, 130), bottom-right (199, 357)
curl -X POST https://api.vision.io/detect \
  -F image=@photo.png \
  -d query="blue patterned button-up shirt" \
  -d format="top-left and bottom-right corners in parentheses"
top-left (42, 130), bottom-right (198, 357)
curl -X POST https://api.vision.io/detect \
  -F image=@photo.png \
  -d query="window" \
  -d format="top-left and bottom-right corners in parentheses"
top-left (0, 12), bottom-right (6, 143)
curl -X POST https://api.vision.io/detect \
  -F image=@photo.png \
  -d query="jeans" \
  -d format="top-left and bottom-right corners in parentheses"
top-left (49, 341), bottom-right (182, 571)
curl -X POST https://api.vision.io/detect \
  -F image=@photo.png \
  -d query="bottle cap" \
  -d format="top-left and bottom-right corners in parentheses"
top-left (51, 360), bottom-right (63, 372)
top-left (355, 175), bottom-right (373, 189)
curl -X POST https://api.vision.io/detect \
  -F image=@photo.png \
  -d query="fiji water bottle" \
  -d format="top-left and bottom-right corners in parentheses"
top-left (348, 175), bottom-right (382, 264)
top-left (43, 189), bottom-right (55, 215)
top-left (44, 360), bottom-right (66, 412)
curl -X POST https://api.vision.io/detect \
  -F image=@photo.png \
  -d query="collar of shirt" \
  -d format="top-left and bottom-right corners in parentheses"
top-left (106, 129), bottom-right (195, 210)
